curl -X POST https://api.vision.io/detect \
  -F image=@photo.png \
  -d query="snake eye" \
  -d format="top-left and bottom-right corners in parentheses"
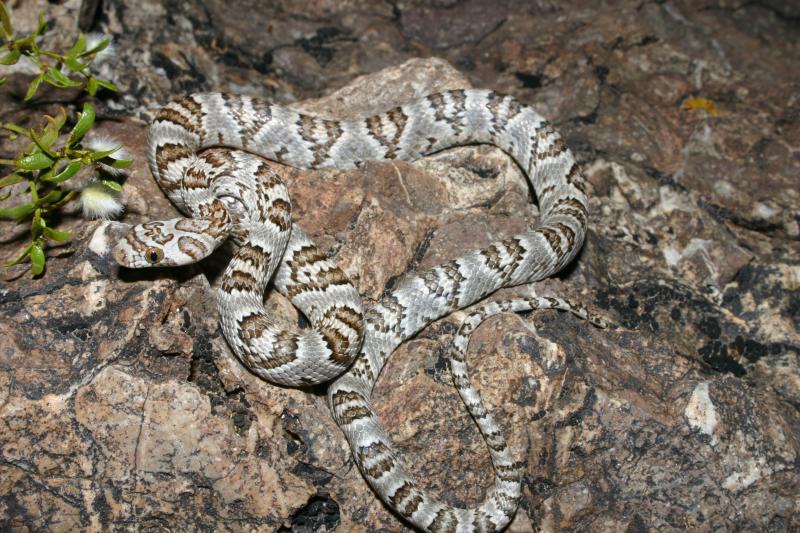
top-left (145, 246), bottom-right (164, 264)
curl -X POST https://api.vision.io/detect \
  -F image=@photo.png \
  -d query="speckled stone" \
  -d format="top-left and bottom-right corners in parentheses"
top-left (1, 1), bottom-right (798, 531)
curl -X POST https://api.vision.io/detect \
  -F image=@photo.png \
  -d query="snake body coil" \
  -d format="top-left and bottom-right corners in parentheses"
top-left (113, 89), bottom-right (593, 531)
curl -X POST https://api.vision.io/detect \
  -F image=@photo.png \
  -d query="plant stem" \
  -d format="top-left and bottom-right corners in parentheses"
top-left (1, 122), bottom-right (26, 134)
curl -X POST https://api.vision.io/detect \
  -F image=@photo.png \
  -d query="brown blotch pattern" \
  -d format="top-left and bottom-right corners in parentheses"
top-left (537, 226), bottom-right (563, 257)
top-left (348, 355), bottom-right (376, 383)
top-left (237, 314), bottom-right (267, 343)
top-left (384, 107), bottom-right (409, 159)
top-left (331, 389), bottom-right (372, 424)
top-left (141, 221), bottom-right (174, 246)
top-left (284, 265), bottom-right (349, 299)
top-left (156, 107), bottom-right (201, 137)
top-left (177, 235), bottom-right (209, 260)
top-left (222, 94), bottom-right (269, 146)
top-left (319, 325), bottom-right (351, 362)
top-left (426, 92), bottom-right (448, 122)
top-left (288, 244), bottom-right (328, 273)
top-left (389, 481), bottom-right (424, 517)
top-left (365, 114), bottom-right (396, 159)
top-left (552, 196), bottom-right (588, 227)
top-left (428, 507), bottom-right (458, 533)
top-left (221, 269), bottom-right (258, 293)
top-left (235, 243), bottom-right (269, 272)
top-left (370, 295), bottom-right (408, 335)
top-left (156, 143), bottom-right (193, 177)
top-left (356, 441), bottom-right (396, 480)
top-left (174, 95), bottom-right (206, 139)
top-left (325, 305), bottom-right (363, 336)
top-left (204, 149), bottom-right (238, 169)
top-left (484, 91), bottom-right (507, 135)
top-left (184, 164), bottom-right (211, 189)
top-left (494, 462), bottom-right (522, 483)
top-left (318, 119), bottom-right (345, 167)
top-left (554, 222), bottom-right (576, 250)
top-left (254, 161), bottom-right (283, 189)
top-left (267, 198), bottom-right (292, 231)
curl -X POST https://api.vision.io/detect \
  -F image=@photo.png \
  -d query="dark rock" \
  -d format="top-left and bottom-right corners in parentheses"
top-left (1, 1), bottom-right (798, 531)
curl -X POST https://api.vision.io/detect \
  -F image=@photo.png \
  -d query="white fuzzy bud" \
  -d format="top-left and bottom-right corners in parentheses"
top-left (86, 33), bottom-right (115, 64)
top-left (80, 180), bottom-right (124, 220)
top-left (85, 134), bottom-right (129, 177)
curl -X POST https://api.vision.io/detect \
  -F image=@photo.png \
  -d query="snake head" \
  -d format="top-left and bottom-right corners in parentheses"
top-left (112, 218), bottom-right (225, 268)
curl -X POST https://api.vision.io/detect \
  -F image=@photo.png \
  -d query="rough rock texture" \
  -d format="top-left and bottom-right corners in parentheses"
top-left (1, 1), bottom-right (798, 532)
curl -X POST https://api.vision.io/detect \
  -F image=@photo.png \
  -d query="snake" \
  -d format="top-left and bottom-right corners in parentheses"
top-left (112, 89), bottom-right (601, 532)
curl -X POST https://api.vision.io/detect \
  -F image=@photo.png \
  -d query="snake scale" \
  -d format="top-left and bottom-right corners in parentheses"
top-left (113, 88), bottom-right (601, 532)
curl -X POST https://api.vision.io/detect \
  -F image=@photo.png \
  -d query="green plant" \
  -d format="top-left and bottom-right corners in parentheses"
top-left (0, 0), bottom-right (129, 276)
top-left (0, 104), bottom-right (132, 274)
top-left (0, 2), bottom-right (117, 98)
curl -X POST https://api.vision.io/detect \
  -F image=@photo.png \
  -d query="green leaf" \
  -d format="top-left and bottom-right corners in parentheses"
top-left (45, 66), bottom-right (82, 88)
top-left (0, 202), bottom-right (35, 221)
top-left (0, 48), bottom-right (20, 65)
top-left (85, 77), bottom-right (98, 96)
top-left (68, 103), bottom-right (95, 145)
top-left (0, 1), bottom-right (12, 40)
top-left (63, 56), bottom-right (86, 73)
top-left (31, 131), bottom-right (57, 157)
top-left (83, 36), bottom-right (109, 56)
top-left (35, 11), bottom-right (47, 36)
top-left (49, 106), bottom-right (68, 132)
top-left (67, 33), bottom-right (86, 58)
top-left (90, 146), bottom-right (121, 162)
top-left (30, 243), bottom-right (45, 275)
top-left (15, 34), bottom-right (37, 53)
top-left (43, 226), bottom-right (70, 241)
top-left (110, 158), bottom-right (133, 169)
top-left (101, 179), bottom-right (123, 192)
top-left (2, 243), bottom-right (33, 268)
top-left (47, 160), bottom-right (81, 182)
top-left (31, 208), bottom-right (43, 237)
top-left (38, 165), bottom-right (55, 181)
top-left (16, 151), bottom-right (53, 170)
top-left (1, 121), bottom-right (25, 135)
top-left (50, 189), bottom-right (76, 209)
top-left (0, 172), bottom-right (22, 188)
top-left (35, 189), bottom-right (62, 206)
top-left (90, 77), bottom-right (117, 94)
top-left (96, 78), bottom-right (117, 92)
top-left (34, 108), bottom-right (67, 154)
top-left (24, 74), bottom-right (44, 101)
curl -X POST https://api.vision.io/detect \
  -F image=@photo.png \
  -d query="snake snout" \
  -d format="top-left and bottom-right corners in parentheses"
top-left (111, 242), bottom-right (131, 267)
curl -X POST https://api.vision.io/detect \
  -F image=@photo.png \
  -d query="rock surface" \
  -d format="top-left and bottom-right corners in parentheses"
top-left (1, 1), bottom-right (798, 532)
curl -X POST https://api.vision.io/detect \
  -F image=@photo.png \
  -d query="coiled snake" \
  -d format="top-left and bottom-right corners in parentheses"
top-left (113, 89), bottom-right (603, 532)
